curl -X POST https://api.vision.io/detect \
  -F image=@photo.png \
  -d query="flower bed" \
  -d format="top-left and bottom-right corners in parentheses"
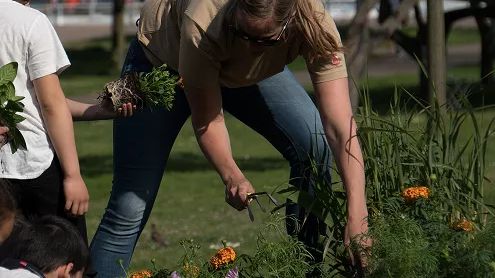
top-left (128, 93), bottom-right (495, 277)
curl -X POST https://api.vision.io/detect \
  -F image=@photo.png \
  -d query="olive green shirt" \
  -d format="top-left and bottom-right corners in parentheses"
top-left (137, 0), bottom-right (347, 88)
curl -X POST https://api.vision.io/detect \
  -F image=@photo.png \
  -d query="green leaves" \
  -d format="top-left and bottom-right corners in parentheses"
top-left (99, 65), bottom-right (179, 111)
top-left (0, 62), bottom-right (18, 86)
top-left (356, 89), bottom-right (495, 277)
top-left (138, 65), bottom-right (178, 110)
top-left (0, 62), bottom-right (27, 153)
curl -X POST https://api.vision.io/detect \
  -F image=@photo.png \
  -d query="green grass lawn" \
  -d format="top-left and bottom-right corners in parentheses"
top-left (61, 36), bottom-right (495, 272)
top-left (76, 116), bottom-right (289, 271)
top-left (401, 26), bottom-right (481, 46)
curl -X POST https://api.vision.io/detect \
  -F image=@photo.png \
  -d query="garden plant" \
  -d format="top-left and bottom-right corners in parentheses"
top-left (354, 89), bottom-right (495, 277)
top-left (123, 87), bottom-right (495, 277)
top-left (0, 62), bottom-right (26, 153)
top-left (98, 65), bottom-right (180, 111)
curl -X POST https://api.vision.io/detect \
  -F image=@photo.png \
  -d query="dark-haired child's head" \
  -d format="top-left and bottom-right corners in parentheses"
top-left (0, 179), bottom-right (16, 244)
top-left (12, 215), bottom-right (88, 278)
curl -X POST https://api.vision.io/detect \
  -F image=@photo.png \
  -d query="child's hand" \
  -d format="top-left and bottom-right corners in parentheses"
top-left (63, 175), bottom-right (89, 216)
top-left (100, 98), bottom-right (136, 118)
top-left (0, 126), bottom-right (9, 148)
top-left (117, 103), bottom-right (136, 117)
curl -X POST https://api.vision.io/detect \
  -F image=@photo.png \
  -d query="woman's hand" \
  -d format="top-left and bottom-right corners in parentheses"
top-left (184, 84), bottom-right (253, 211)
top-left (314, 78), bottom-right (370, 268)
top-left (63, 174), bottom-right (90, 216)
top-left (345, 210), bottom-right (371, 269)
top-left (224, 178), bottom-right (255, 211)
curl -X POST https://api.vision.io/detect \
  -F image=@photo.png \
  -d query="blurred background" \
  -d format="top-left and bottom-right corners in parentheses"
top-left (37, 0), bottom-right (494, 109)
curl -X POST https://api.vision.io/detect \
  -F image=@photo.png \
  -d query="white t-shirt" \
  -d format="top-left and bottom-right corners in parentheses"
top-left (0, 0), bottom-right (70, 179)
top-left (0, 267), bottom-right (39, 278)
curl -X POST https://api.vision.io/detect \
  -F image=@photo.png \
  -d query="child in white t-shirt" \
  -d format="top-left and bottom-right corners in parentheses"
top-left (0, 267), bottom-right (40, 278)
top-left (0, 0), bottom-right (132, 273)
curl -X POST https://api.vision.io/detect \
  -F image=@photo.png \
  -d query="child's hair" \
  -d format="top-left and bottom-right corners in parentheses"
top-left (12, 215), bottom-right (88, 274)
top-left (0, 179), bottom-right (16, 225)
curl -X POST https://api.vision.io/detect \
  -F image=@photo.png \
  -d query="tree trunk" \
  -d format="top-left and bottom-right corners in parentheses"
top-left (427, 0), bottom-right (446, 107)
top-left (471, 1), bottom-right (495, 84)
top-left (112, 0), bottom-right (126, 72)
top-left (477, 19), bottom-right (495, 83)
top-left (345, 0), bottom-right (379, 112)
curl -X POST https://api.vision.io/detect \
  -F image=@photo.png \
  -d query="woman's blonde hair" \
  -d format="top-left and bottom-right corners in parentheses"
top-left (234, 0), bottom-right (342, 62)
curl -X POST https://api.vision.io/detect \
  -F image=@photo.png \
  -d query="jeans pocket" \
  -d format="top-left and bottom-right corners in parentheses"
top-left (121, 38), bottom-right (153, 76)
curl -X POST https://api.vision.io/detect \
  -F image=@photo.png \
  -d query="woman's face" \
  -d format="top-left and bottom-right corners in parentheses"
top-left (0, 213), bottom-right (15, 245)
top-left (233, 9), bottom-right (285, 52)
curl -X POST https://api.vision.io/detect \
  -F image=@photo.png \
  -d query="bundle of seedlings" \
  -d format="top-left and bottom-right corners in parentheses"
top-left (0, 62), bottom-right (26, 153)
top-left (98, 65), bottom-right (181, 111)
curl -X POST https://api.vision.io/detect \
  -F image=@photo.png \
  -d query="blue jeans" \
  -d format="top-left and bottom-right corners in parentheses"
top-left (89, 38), bottom-right (332, 277)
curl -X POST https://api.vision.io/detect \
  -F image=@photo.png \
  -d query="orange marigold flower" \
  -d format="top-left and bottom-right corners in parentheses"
top-left (129, 270), bottom-right (153, 278)
top-left (401, 186), bottom-right (430, 203)
top-left (452, 218), bottom-right (475, 232)
top-left (210, 247), bottom-right (236, 269)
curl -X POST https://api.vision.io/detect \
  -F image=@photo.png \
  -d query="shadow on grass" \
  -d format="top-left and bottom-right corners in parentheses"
top-left (63, 35), bottom-right (135, 77)
top-left (65, 45), bottom-right (114, 76)
top-left (79, 152), bottom-right (287, 177)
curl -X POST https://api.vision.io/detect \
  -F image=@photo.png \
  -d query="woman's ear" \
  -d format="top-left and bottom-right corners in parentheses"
top-left (57, 262), bottom-right (74, 278)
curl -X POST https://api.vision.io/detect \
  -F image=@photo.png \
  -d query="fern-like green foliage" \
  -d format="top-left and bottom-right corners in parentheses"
top-left (139, 217), bottom-right (320, 278)
top-left (271, 88), bottom-right (495, 276)
top-left (0, 62), bottom-right (26, 153)
top-left (237, 220), bottom-right (317, 277)
top-left (366, 214), bottom-right (439, 277)
top-left (138, 65), bottom-right (178, 110)
top-left (365, 193), bottom-right (495, 277)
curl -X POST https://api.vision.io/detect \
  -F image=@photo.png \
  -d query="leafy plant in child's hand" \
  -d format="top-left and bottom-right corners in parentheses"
top-left (98, 65), bottom-right (180, 111)
top-left (0, 62), bottom-right (26, 153)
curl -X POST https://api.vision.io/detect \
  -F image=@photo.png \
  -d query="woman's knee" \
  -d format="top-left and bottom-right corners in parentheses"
top-left (99, 192), bottom-right (149, 236)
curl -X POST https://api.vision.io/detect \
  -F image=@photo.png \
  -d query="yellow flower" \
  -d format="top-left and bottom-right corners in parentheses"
top-left (210, 247), bottom-right (236, 269)
top-left (182, 262), bottom-right (200, 278)
top-left (452, 218), bottom-right (475, 232)
top-left (129, 270), bottom-right (153, 278)
top-left (401, 186), bottom-right (430, 203)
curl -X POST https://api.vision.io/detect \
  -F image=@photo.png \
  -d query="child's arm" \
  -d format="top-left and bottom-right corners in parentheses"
top-left (66, 98), bottom-right (135, 121)
top-left (33, 74), bottom-right (88, 216)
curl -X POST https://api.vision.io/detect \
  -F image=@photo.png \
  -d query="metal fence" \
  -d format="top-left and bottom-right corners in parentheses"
top-left (28, 0), bottom-right (472, 27)
top-left (28, 0), bottom-right (363, 26)
top-left (30, 0), bottom-right (143, 26)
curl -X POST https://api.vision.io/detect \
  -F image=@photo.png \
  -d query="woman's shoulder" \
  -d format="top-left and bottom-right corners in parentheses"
top-left (183, 0), bottom-right (229, 31)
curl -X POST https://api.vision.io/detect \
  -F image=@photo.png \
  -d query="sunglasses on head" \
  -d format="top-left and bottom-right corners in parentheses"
top-left (230, 16), bottom-right (291, 46)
